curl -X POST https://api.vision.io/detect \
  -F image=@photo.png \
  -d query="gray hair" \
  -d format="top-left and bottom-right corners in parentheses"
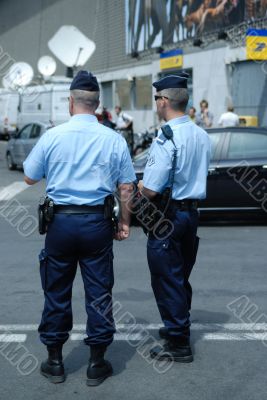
top-left (70, 89), bottom-right (100, 110)
top-left (159, 88), bottom-right (189, 112)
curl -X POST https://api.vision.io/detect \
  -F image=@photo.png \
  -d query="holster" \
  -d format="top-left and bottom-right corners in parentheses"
top-left (153, 188), bottom-right (171, 214)
top-left (132, 187), bottom-right (171, 236)
top-left (38, 196), bottom-right (55, 235)
top-left (104, 195), bottom-right (119, 234)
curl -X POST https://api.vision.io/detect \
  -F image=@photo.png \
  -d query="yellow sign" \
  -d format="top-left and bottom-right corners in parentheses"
top-left (160, 49), bottom-right (183, 70)
top-left (246, 29), bottom-right (267, 60)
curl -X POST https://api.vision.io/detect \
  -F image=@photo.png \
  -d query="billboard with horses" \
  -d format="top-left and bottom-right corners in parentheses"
top-left (126, 0), bottom-right (267, 53)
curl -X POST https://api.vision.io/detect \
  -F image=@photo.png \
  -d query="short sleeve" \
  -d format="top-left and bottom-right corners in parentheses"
top-left (23, 134), bottom-right (46, 181)
top-left (143, 141), bottom-right (172, 193)
top-left (117, 140), bottom-right (136, 184)
top-left (123, 112), bottom-right (133, 122)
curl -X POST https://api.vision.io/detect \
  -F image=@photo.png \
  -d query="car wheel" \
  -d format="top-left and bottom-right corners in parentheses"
top-left (6, 152), bottom-right (16, 170)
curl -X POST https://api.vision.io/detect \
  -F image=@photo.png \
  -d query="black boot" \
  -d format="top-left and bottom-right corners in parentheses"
top-left (87, 345), bottom-right (113, 386)
top-left (40, 345), bottom-right (65, 383)
top-left (150, 340), bottom-right (193, 363)
top-left (158, 327), bottom-right (169, 340)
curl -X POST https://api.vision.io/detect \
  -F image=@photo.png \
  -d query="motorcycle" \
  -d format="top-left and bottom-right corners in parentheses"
top-left (133, 126), bottom-right (158, 156)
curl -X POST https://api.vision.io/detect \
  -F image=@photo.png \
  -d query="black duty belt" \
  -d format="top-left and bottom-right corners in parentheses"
top-left (171, 199), bottom-right (198, 210)
top-left (54, 205), bottom-right (105, 214)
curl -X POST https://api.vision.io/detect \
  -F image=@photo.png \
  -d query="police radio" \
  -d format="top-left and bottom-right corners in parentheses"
top-left (158, 125), bottom-right (178, 216)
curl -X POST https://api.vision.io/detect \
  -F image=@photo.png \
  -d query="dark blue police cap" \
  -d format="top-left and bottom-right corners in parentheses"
top-left (153, 73), bottom-right (189, 91)
top-left (70, 70), bottom-right (99, 92)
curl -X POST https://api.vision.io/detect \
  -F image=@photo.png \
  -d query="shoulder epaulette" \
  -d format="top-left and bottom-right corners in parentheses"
top-left (155, 132), bottom-right (167, 145)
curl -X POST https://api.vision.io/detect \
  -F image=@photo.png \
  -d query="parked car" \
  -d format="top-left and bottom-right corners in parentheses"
top-left (133, 127), bottom-right (267, 221)
top-left (6, 122), bottom-right (51, 170)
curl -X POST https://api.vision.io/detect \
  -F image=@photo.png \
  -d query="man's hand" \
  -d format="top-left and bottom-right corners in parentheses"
top-left (137, 180), bottom-right (144, 191)
top-left (114, 222), bottom-right (130, 241)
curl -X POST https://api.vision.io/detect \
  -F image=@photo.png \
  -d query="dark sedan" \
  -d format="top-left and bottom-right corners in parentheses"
top-left (133, 127), bottom-right (267, 221)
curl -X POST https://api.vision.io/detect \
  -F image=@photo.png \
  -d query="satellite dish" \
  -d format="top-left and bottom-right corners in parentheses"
top-left (48, 25), bottom-right (96, 67)
top-left (2, 76), bottom-right (11, 89)
top-left (3, 62), bottom-right (34, 89)
top-left (38, 56), bottom-right (57, 77)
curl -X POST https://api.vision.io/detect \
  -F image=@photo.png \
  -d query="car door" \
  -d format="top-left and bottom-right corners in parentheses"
top-left (12, 124), bottom-right (33, 165)
top-left (23, 123), bottom-right (43, 158)
top-left (213, 130), bottom-right (267, 209)
top-left (199, 131), bottom-right (227, 209)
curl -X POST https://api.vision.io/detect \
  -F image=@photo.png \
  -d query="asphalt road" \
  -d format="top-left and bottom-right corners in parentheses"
top-left (0, 140), bottom-right (267, 400)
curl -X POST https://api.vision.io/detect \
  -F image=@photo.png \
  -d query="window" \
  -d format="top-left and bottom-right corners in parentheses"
top-left (228, 132), bottom-right (267, 159)
top-left (115, 75), bottom-right (153, 110)
top-left (101, 81), bottom-right (113, 110)
top-left (30, 124), bottom-right (42, 139)
top-left (209, 132), bottom-right (222, 160)
top-left (135, 76), bottom-right (152, 109)
top-left (19, 124), bottom-right (32, 139)
top-left (115, 79), bottom-right (132, 110)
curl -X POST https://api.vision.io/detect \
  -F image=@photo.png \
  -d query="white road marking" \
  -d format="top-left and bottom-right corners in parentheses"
top-left (0, 334), bottom-right (27, 343)
top-left (117, 323), bottom-right (267, 332)
top-left (1, 331), bottom-right (266, 343)
top-left (1, 324), bottom-right (267, 343)
top-left (203, 333), bottom-right (267, 341)
top-left (0, 325), bottom-right (39, 331)
top-left (71, 333), bottom-right (144, 341)
top-left (1, 323), bottom-right (267, 332)
top-left (0, 182), bottom-right (28, 202)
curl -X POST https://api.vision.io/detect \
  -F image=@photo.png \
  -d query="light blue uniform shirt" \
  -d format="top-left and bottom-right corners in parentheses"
top-left (23, 114), bottom-right (136, 205)
top-left (143, 115), bottom-right (211, 200)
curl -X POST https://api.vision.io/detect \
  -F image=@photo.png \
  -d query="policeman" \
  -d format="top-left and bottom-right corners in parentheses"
top-left (139, 74), bottom-right (211, 362)
top-left (23, 71), bottom-right (136, 385)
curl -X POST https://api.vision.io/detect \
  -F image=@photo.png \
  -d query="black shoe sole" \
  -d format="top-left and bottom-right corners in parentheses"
top-left (150, 352), bottom-right (193, 363)
top-left (86, 370), bottom-right (113, 386)
top-left (40, 369), bottom-right (66, 384)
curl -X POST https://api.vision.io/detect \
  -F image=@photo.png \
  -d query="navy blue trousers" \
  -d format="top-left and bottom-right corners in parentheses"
top-left (147, 209), bottom-right (199, 343)
top-left (38, 213), bottom-right (115, 347)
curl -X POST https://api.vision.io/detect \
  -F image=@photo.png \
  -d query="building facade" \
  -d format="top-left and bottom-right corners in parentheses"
top-left (0, 0), bottom-right (266, 131)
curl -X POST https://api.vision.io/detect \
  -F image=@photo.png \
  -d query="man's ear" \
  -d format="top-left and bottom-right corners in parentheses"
top-left (69, 96), bottom-right (74, 115)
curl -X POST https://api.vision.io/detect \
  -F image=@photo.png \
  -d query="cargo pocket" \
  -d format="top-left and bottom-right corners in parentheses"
top-left (39, 249), bottom-right (47, 291)
top-left (109, 250), bottom-right (114, 290)
top-left (191, 236), bottom-right (200, 266)
top-left (108, 250), bottom-right (114, 289)
top-left (147, 238), bottom-right (169, 250)
top-left (147, 239), bottom-right (170, 275)
top-left (102, 249), bottom-right (114, 290)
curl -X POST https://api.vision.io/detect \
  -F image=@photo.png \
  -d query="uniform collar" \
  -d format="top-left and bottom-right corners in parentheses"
top-left (167, 115), bottom-right (190, 127)
top-left (70, 114), bottom-right (98, 123)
